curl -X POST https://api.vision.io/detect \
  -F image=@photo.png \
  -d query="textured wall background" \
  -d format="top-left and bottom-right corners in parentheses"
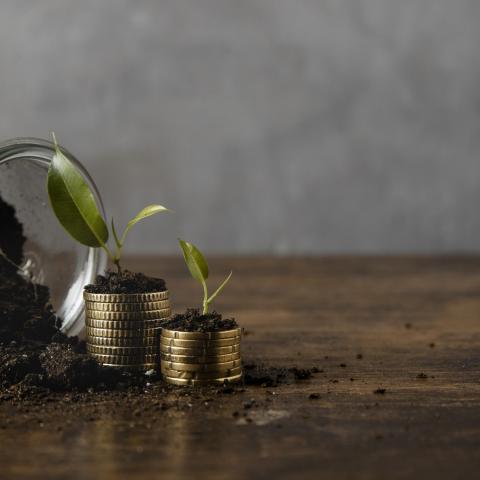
top-left (1, 0), bottom-right (480, 254)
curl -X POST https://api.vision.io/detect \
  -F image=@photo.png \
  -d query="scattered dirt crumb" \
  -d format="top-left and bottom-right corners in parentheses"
top-left (290, 367), bottom-right (313, 380)
top-left (243, 363), bottom-right (317, 387)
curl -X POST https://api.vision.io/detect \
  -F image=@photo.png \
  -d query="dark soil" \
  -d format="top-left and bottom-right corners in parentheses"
top-left (0, 197), bottom-right (25, 267)
top-left (243, 363), bottom-right (316, 387)
top-left (1, 196), bottom-right (315, 402)
top-left (85, 270), bottom-right (166, 294)
top-left (163, 308), bottom-right (238, 332)
top-left (0, 197), bottom-right (60, 345)
top-left (0, 196), bottom-right (148, 393)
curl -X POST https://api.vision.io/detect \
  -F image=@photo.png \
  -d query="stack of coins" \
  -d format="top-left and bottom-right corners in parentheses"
top-left (160, 327), bottom-right (243, 386)
top-left (84, 291), bottom-right (171, 370)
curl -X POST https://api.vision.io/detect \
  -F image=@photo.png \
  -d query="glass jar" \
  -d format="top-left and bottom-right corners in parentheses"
top-left (0, 137), bottom-right (106, 337)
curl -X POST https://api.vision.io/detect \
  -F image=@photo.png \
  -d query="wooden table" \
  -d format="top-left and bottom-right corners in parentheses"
top-left (1, 256), bottom-right (480, 479)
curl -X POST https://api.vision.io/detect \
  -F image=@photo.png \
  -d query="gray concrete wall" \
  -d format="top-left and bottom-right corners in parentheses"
top-left (1, 0), bottom-right (480, 254)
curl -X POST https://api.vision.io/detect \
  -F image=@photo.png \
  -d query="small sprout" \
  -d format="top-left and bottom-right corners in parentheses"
top-left (111, 204), bottom-right (169, 268)
top-left (47, 133), bottom-right (169, 271)
top-left (178, 239), bottom-right (232, 314)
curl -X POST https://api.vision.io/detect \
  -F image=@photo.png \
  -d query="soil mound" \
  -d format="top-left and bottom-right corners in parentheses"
top-left (162, 308), bottom-right (238, 332)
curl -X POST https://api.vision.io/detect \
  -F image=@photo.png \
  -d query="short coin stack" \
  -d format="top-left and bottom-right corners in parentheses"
top-left (160, 327), bottom-right (243, 386)
top-left (84, 290), bottom-right (171, 370)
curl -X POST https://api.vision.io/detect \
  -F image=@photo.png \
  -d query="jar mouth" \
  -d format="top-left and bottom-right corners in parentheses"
top-left (0, 137), bottom-right (106, 337)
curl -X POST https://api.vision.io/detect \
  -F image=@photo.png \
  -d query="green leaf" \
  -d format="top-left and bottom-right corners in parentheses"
top-left (120, 204), bottom-right (169, 245)
top-left (47, 134), bottom-right (108, 247)
top-left (207, 271), bottom-right (233, 304)
top-left (178, 239), bottom-right (209, 283)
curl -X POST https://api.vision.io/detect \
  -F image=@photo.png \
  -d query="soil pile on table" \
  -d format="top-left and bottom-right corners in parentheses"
top-left (1, 196), bottom-right (316, 399)
top-left (0, 196), bottom-right (140, 394)
top-left (163, 309), bottom-right (238, 332)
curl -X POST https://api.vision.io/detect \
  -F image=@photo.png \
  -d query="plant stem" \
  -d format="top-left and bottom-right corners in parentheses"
top-left (113, 258), bottom-right (122, 274)
top-left (202, 281), bottom-right (209, 315)
top-left (101, 245), bottom-right (120, 273)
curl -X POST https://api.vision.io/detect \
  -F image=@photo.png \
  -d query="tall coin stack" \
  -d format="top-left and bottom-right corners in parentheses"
top-left (160, 327), bottom-right (243, 386)
top-left (84, 290), bottom-right (171, 370)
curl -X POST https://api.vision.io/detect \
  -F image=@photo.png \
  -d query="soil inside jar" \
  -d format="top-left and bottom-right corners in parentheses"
top-left (162, 309), bottom-right (238, 332)
top-left (0, 196), bottom-right (60, 345)
top-left (0, 195), bottom-right (154, 393)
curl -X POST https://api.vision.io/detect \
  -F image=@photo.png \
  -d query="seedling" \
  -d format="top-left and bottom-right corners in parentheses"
top-left (47, 133), bottom-right (169, 271)
top-left (179, 239), bottom-right (232, 314)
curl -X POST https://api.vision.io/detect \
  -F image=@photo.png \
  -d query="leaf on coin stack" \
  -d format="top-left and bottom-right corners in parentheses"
top-left (178, 239), bottom-right (209, 284)
top-left (119, 204), bottom-right (170, 246)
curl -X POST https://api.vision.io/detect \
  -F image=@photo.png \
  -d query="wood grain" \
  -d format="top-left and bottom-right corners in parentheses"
top-left (1, 256), bottom-right (480, 479)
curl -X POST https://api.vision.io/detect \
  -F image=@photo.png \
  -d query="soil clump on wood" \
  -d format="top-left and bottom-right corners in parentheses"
top-left (1, 196), bottom-right (314, 402)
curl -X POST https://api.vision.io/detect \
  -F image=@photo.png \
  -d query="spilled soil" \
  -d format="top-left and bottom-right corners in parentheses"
top-left (0, 195), bottom-right (153, 394)
top-left (0, 195), bottom-right (317, 406)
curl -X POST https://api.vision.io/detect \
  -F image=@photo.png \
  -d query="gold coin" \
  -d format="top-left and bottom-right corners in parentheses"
top-left (86, 318), bottom-right (164, 329)
top-left (159, 336), bottom-right (241, 349)
top-left (161, 327), bottom-right (242, 340)
top-left (163, 373), bottom-right (243, 386)
top-left (85, 308), bottom-right (171, 320)
top-left (86, 326), bottom-right (161, 338)
top-left (90, 353), bottom-right (158, 365)
top-left (87, 344), bottom-right (158, 356)
top-left (160, 352), bottom-right (241, 364)
top-left (100, 362), bottom-right (158, 370)
top-left (83, 291), bottom-right (169, 303)
top-left (85, 300), bottom-right (170, 312)
top-left (161, 358), bottom-right (242, 373)
top-left (87, 336), bottom-right (157, 347)
top-left (161, 366), bottom-right (242, 380)
top-left (159, 344), bottom-right (241, 356)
